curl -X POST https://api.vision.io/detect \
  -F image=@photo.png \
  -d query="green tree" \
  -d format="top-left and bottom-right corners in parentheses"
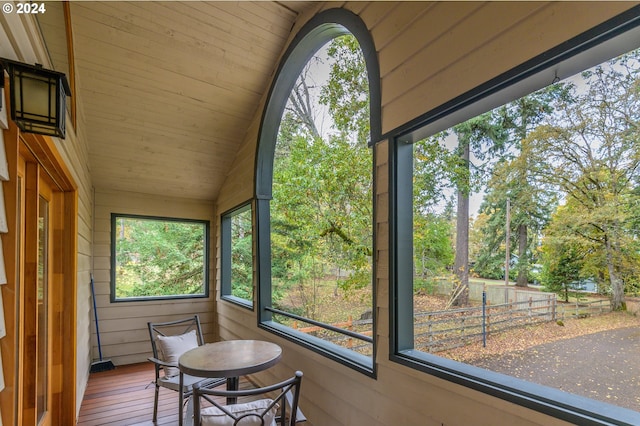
top-left (472, 87), bottom-right (564, 285)
top-left (115, 217), bottom-right (206, 298)
top-left (469, 213), bottom-right (497, 277)
top-left (320, 35), bottom-right (370, 144)
top-left (412, 138), bottom-right (458, 293)
top-left (527, 50), bottom-right (640, 310)
top-left (413, 111), bottom-right (510, 305)
top-left (444, 112), bottom-right (510, 305)
top-left (540, 203), bottom-right (589, 301)
top-left (475, 153), bottom-right (557, 283)
top-left (230, 209), bottom-right (253, 300)
top-left (621, 182), bottom-right (640, 295)
top-left (414, 214), bottom-right (454, 285)
top-left (270, 34), bottom-right (373, 320)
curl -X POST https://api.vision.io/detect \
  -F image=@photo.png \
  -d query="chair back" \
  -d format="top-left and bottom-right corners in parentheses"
top-left (193, 371), bottom-right (303, 426)
top-left (148, 315), bottom-right (205, 377)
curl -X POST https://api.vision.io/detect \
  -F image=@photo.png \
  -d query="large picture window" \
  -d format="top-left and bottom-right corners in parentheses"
top-left (392, 11), bottom-right (640, 425)
top-left (255, 9), bottom-right (381, 374)
top-left (111, 214), bottom-right (209, 301)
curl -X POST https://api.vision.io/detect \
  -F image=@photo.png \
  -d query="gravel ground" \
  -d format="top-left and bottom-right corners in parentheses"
top-left (472, 326), bottom-right (640, 412)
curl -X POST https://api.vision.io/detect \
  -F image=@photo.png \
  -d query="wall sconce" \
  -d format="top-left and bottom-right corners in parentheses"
top-left (0, 58), bottom-right (71, 139)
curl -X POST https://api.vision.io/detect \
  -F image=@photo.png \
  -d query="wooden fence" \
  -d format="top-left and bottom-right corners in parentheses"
top-left (291, 316), bottom-right (374, 353)
top-left (556, 299), bottom-right (611, 319)
top-left (414, 297), bottom-right (611, 353)
top-left (287, 297), bottom-right (611, 354)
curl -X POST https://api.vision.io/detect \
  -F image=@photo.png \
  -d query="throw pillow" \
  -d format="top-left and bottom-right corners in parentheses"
top-left (156, 329), bottom-right (199, 377)
top-left (199, 399), bottom-right (278, 426)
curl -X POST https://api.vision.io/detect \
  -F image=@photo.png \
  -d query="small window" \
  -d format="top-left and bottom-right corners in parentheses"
top-left (221, 203), bottom-right (254, 307)
top-left (111, 214), bottom-right (209, 301)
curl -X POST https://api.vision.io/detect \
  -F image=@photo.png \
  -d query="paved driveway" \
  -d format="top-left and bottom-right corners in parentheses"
top-left (473, 327), bottom-right (640, 412)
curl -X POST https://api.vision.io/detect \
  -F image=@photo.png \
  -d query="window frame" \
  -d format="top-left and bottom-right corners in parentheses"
top-left (220, 201), bottom-right (254, 309)
top-left (254, 8), bottom-right (381, 376)
top-left (389, 6), bottom-right (640, 425)
top-left (110, 213), bottom-right (210, 303)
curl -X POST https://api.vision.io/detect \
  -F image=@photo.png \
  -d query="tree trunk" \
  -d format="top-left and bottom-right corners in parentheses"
top-left (605, 235), bottom-right (626, 311)
top-left (516, 224), bottom-right (528, 287)
top-left (453, 143), bottom-right (470, 306)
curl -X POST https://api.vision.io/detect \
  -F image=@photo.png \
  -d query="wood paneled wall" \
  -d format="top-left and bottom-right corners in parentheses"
top-left (91, 190), bottom-right (218, 366)
top-left (215, 2), bottom-right (636, 425)
top-left (375, 1), bottom-right (634, 134)
top-left (0, 7), bottom-right (94, 422)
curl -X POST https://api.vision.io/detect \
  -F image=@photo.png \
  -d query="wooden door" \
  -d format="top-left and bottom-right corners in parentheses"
top-left (17, 148), bottom-right (55, 425)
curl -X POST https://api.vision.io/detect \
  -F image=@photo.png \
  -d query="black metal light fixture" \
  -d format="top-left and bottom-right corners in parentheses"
top-left (0, 58), bottom-right (71, 139)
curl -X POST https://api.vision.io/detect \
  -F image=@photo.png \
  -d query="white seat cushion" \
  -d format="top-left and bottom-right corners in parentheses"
top-left (159, 373), bottom-right (222, 392)
top-left (199, 399), bottom-right (278, 426)
top-left (156, 330), bottom-right (199, 377)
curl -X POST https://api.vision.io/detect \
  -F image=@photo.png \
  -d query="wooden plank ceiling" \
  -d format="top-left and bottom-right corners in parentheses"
top-left (70, 1), bottom-right (315, 201)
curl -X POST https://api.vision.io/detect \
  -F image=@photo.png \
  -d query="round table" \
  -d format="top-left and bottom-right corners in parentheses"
top-left (179, 339), bottom-right (282, 378)
top-left (178, 340), bottom-right (283, 425)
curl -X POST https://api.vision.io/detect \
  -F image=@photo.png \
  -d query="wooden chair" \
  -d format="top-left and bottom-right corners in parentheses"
top-left (192, 371), bottom-right (305, 426)
top-left (147, 315), bottom-right (226, 424)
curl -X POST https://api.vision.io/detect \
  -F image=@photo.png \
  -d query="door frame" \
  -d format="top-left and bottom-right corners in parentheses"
top-left (0, 114), bottom-right (77, 425)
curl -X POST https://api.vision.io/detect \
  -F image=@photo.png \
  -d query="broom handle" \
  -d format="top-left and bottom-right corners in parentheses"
top-left (90, 274), bottom-right (104, 361)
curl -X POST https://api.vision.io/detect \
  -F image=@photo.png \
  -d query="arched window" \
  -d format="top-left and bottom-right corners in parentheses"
top-left (255, 9), bottom-right (380, 374)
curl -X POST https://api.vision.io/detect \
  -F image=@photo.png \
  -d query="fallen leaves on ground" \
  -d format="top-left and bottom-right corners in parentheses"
top-left (439, 311), bottom-right (640, 364)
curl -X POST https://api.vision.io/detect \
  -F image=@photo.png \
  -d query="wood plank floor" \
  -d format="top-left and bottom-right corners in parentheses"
top-left (77, 363), bottom-right (247, 426)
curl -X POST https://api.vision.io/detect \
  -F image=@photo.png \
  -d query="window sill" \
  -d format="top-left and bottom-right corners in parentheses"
top-left (111, 293), bottom-right (208, 303)
top-left (260, 321), bottom-right (375, 377)
top-left (221, 295), bottom-right (253, 310)
top-left (393, 350), bottom-right (640, 425)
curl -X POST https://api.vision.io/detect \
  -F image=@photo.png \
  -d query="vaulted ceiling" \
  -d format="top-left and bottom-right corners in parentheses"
top-left (70, 1), bottom-right (316, 200)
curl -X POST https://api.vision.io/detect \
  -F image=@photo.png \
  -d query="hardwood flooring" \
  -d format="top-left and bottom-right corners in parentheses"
top-left (77, 363), bottom-right (241, 426)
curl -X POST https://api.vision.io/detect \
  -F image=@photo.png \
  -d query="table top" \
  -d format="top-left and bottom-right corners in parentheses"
top-left (178, 339), bottom-right (282, 378)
